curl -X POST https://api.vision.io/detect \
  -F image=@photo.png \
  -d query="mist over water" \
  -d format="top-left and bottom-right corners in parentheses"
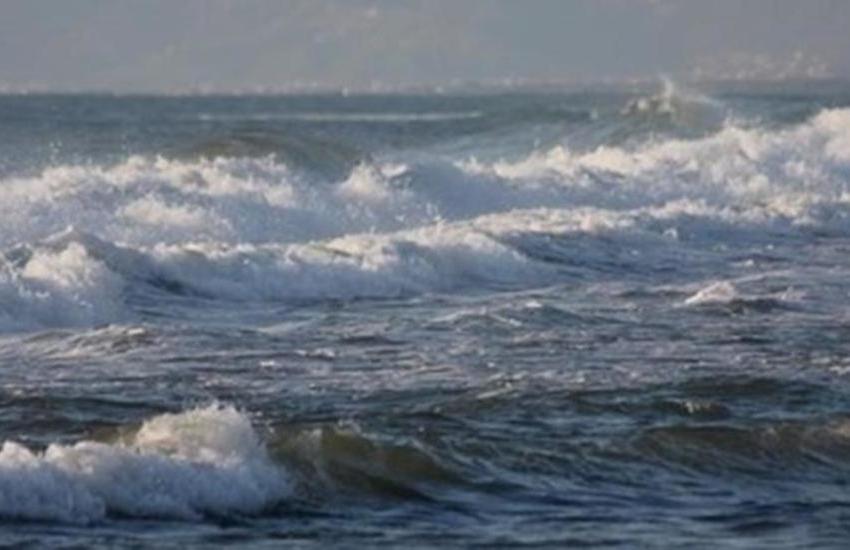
top-left (3, 81), bottom-right (850, 547)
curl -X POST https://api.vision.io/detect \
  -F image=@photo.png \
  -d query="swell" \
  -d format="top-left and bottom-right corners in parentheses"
top-left (5, 379), bottom-right (850, 526)
top-left (3, 106), bottom-right (849, 249)
top-left (0, 107), bottom-right (849, 330)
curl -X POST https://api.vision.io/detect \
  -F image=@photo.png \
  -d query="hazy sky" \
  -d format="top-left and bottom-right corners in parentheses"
top-left (1, 0), bottom-right (848, 92)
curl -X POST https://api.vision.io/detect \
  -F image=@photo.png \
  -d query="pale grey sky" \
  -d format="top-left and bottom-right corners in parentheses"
top-left (1, 0), bottom-right (848, 92)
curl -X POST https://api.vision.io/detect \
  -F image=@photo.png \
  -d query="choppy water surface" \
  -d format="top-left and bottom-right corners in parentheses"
top-left (2, 81), bottom-right (850, 547)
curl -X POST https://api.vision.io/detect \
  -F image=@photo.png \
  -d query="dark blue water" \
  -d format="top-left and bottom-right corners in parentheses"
top-left (2, 80), bottom-right (850, 547)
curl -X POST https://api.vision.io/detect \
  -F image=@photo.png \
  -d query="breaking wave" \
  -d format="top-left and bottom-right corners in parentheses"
top-left (1, 107), bottom-right (849, 330)
top-left (0, 405), bottom-right (289, 523)
top-left (0, 406), bottom-right (462, 523)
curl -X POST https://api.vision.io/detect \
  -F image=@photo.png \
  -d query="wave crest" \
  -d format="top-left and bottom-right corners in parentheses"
top-left (0, 405), bottom-right (290, 523)
top-left (1, 108), bottom-right (850, 330)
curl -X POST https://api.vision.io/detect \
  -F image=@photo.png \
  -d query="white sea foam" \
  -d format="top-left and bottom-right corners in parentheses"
top-left (462, 107), bottom-right (850, 222)
top-left (620, 78), bottom-right (724, 123)
top-left (682, 276), bottom-right (804, 308)
top-left (0, 405), bottom-right (289, 523)
top-left (0, 199), bottom-right (833, 330)
top-left (684, 281), bottom-right (740, 306)
top-left (0, 108), bottom-right (849, 330)
top-left (0, 240), bottom-right (125, 331)
top-left (2, 108), bottom-right (850, 251)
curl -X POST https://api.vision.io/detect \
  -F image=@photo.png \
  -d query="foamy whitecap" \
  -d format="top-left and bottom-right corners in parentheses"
top-left (0, 239), bottom-right (125, 331)
top-left (0, 195), bottom-right (833, 330)
top-left (684, 281), bottom-right (739, 306)
top-left (0, 405), bottom-right (289, 523)
top-left (0, 108), bottom-right (847, 252)
top-left (1, 108), bottom-right (850, 330)
top-left (462, 107), bottom-right (850, 219)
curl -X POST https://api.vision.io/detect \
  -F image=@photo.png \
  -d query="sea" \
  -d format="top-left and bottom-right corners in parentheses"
top-left (2, 79), bottom-right (850, 547)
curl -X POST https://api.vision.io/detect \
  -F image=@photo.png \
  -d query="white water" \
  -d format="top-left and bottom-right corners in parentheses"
top-left (1, 108), bottom-right (849, 331)
top-left (0, 405), bottom-right (289, 523)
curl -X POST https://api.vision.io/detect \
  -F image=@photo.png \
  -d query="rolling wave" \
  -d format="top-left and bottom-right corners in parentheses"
top-left (6, 395), bottom-right (850, 525)
top-left (0, 405), bottom-right (289, 523)
top-left (1, 107), bottom-right (849, 331)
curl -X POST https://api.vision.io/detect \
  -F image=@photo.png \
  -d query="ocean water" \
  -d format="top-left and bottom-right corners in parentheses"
top-left (2, 81), bottom-right (850, 547)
